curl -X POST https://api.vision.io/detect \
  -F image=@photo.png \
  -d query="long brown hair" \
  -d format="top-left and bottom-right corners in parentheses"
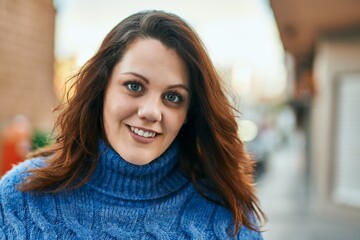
top-left (20, 10), bottom-right (266, 234)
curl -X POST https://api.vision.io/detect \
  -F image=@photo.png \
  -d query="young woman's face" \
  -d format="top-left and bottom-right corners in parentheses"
top-left (103, 38), bottom-right (190, 165)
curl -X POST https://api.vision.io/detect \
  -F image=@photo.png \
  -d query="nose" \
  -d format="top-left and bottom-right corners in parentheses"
top-left (137, 97), bottom-right (162, 122)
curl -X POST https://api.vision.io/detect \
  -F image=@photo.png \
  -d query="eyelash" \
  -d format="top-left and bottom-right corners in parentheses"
top-left (124, 80), bottom-right (184, 105)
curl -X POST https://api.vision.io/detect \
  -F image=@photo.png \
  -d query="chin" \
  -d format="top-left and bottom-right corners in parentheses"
top-left (122, 152), bottom-right (158, 166)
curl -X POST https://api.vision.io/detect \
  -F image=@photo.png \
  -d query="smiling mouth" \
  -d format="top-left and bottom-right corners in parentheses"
top-left (128, 125), bottom-right (157, 138)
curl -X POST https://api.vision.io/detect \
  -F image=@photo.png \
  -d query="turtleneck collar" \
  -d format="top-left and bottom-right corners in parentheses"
top-left (86, 139), bottom-right (189, 201)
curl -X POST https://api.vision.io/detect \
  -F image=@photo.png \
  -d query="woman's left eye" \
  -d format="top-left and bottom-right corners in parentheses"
top-left (164, 92), bottom-right (182, 104)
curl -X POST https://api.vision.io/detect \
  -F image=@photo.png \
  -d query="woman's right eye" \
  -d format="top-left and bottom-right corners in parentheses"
top-left (125, 82), bottom-right (143, 92)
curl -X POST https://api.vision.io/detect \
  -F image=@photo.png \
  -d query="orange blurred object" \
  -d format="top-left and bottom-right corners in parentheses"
top-left (1, 115), bottom-right (32, 176)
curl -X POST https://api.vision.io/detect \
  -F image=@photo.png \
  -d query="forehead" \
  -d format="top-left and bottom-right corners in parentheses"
top-left (114, 38), bottom-right (189, 87)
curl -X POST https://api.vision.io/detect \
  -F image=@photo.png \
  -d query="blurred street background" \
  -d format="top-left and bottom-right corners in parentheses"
top-left (1, 1), bottom-right (360, 239)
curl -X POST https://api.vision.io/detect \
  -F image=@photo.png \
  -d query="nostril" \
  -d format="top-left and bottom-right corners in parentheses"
top-left (137, 106), bottom-right (162, 122)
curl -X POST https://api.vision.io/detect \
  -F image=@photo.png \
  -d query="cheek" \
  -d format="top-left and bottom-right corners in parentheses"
top-left (103, 97), bottom-right (124, 131)
top-left (103, 100), bottom-right (116, 125)
top-left (102, 106), bottom-right (113, 138)
top-left (166, 110), bottom-right (187, 134)
top-left (104, 93), bottom-right (130, 120)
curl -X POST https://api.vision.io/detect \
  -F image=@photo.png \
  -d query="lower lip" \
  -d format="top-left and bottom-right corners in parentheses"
top-left (128, 127), bottom-right (157, 144)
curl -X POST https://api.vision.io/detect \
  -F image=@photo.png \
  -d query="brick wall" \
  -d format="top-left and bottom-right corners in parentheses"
top-left (0, 0), bottom-right (56, 131)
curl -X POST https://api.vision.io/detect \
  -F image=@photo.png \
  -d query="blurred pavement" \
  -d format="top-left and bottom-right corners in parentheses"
top-left (257, 131), bottom-right (360, 240)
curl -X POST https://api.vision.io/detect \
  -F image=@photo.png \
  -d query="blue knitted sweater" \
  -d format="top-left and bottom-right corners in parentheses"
top-left (0, 140), bottom-right (263, 239)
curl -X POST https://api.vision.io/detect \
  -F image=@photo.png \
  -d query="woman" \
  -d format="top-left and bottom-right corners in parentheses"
top-left (0, 10), bottom-right (266, 239)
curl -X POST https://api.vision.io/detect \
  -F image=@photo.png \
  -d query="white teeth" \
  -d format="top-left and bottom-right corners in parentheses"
top-left (129, 126), bottom-right (156, 138)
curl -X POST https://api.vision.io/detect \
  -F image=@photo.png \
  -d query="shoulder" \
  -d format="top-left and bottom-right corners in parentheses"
top-left (182, 189), bottom-right (263, 239)
top-left (0, 158), bottom-right (47, 237)
top-left (0, 157), bottom-right (45, 191)
top-left (0, 158), bottom-right (45, 212)
top-left (237, 226), bottom-right (264, 240)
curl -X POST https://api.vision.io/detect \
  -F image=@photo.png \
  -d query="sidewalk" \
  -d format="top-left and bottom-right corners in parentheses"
top-left (256, 133), bottom-right (360, 240)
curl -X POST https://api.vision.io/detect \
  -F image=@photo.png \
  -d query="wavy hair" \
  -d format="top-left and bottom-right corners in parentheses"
top-left (20, 10), bottom-right (266, 234)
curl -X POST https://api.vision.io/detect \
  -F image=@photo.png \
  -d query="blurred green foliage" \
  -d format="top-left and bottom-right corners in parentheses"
top-left (32, 130), bottom-right (53, 150)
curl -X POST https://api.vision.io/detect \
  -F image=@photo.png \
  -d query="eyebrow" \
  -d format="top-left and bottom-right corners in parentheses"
top-left (121, 71), bottom-right (190, 92)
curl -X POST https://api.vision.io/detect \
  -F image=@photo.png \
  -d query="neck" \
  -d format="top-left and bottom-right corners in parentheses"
top-left (86, 139), bottom-right (189, 200)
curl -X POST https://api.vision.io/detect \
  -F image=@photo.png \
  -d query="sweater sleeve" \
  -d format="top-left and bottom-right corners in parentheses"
top-left (0, 158), bottom-right (44, 237)
top-left (237, 227), bottom-right (264, 240)
top-left (0, 181), bottom-right (5, 238)
top-left (236, 211), bottom-right (264, 240)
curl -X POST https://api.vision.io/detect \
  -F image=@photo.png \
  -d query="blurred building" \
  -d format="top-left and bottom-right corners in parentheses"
top-left (0, 0), bottom-right (57, 131)
top-left (270, 0), bottom-right (360, 223)
top-left (54, 56), bottom-right (79, 101)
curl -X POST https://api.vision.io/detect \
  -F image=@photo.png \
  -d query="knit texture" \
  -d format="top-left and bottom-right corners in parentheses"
top-left (0, 140), bottom-right (263, 239)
